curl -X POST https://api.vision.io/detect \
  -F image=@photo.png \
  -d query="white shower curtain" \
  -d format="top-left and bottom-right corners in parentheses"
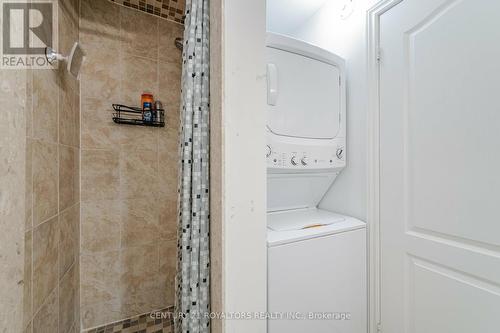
top-left (175, 0), bottom-right (210, 332)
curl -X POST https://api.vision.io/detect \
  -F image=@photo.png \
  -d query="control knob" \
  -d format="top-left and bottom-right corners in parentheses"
top-left (301, 156), bottom-right (308, 166)
top-left (266, 145), bottom-right (272, 157)
top-left (290, 155), bottom-right (298, 166)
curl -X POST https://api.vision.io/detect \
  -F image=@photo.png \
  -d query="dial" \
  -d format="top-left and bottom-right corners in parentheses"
top-left (290, 155), bottom-right (298, 166)
top-left (266, 145), bottom-right (272, 157)
top-left (301, 156), bottom-right (308, 166)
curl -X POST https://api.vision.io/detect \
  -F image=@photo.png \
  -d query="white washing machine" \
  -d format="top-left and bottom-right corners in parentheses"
top-left (268, 208), bottom-right (367, 333)
top-left (266, 33), bottom-right (367, 333)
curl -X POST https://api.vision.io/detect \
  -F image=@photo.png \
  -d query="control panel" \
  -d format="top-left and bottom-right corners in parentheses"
top-left (266, 137), bottom-right (345, 171)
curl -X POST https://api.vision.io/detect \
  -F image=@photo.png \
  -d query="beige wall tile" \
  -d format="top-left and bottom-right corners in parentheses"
top-left (158, 19), bottom-right (184, 64)
top-left (58, 0), bottom-right (80, 97)
top-left (121, 54), bottom-right (158, 106)
top-left (158, 139), bottom-right (179, 242)
top-left (79, 44), bottom-right (121, 102)
top-left (73, 261), bottom-right (80, 331)
top-left (58, 67), bottom-right (80, 102)
top-left (33, 216), bottom-right (59, 312)
top-left (158, 147), bottom-right (179, 193)
top-left (159, 240), bottom-right (177, 305)
top-left (81, 98), bottom-right (123, 149)
top-left (33, 288), bottom-right (58, 333)
top-left (26, 70), bottom-right (33, 138)
top-left (120, 244), bottom-right (159, 300)
top-left (80, 251), bottom-right (121, 306)
top-left (120, 6), bottom-right (159, 59)
top-left (33, 140), bottom-right (58, 226)
top-left (80, 0), bottom-right (120, 44)
top-left (60, 0), bottom-right (79, 30)
top-left (161, 120), bottom-right (180, 150)
top-left (159, 239), bottom-right (176, 275)
top-left (119, 148), bottom-right (158, 199)
top-left (32, 70), bottom-right (58, 143)
top-left (26, 139), bottom-right (33, 231)
top-left (159, 194), bottom-right (178, 241)
top-left (23, 230), bottom-right (32, 329)
top-left (0, 69), bottom-right (26, 333)
top-left (80, 0), bottom-right (121, 102)
top-left (22, 2), bottom-right (80, 331)
top-left (159, 121), bottom-right (180, 155)
top-left (24, 321), bottom-right (32, 333)
top-left (81, 149), bottom-right (120, 201)
top-left (80, 250), bottom-right (123, 328)
top-left (74, 91), bottom-right (80, 149)
top-left (59, 264), bottom-right (77, 333)
top-left (81, 298), bottom-right (123, 330)
top-left (120, 198), bottom-right (159, 247)
top-left (59, 67), bottom-right (80, 109)
top-left (81, 200), bottom-right (121, 253)
top-left (121, 274), bottom-right (167, 315)
top-left (59, 146), bottom-right (79, 212)
top-left (157, 61), bottom-right (182, 111)
top-left (59, 0), bottom-right (78, 57)
top-left (119, 126), bottom-right (158, 151)
top-left (59, 87), bottom-right (79, 148)
top-left (59, 204), bottom-right (79, 278)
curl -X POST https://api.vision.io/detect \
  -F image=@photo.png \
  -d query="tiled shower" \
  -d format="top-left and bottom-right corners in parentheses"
top-left (19, 0), bottom-right (184, 332)
top-left (79, 0), bottom-right (182, 330)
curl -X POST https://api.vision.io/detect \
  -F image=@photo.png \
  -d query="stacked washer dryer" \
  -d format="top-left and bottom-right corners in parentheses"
top-left (266, 33), bottom-right (367, 333)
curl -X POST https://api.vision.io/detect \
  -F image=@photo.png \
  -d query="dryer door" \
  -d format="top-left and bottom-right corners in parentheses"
top-left (266, 47), bottom-right (341, 139)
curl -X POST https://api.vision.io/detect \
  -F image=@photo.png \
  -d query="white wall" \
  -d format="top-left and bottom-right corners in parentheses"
top-left (266, 0), bottom-right (330, 34)
top-left (288, 0), bottom-right (380, 220)
top-left (223, 0), bottom-right (267, 332)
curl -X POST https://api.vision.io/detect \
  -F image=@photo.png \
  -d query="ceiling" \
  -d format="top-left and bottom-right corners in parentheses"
top-left (267, 0), bottom-right (331, 34)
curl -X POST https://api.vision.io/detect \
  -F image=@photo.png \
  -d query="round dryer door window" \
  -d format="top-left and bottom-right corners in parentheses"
top-left (266, 46), bottom-right (342, 140)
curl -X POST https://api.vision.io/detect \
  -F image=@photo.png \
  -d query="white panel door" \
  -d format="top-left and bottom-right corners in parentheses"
top-left (379, 1), bottom-right (500, 332)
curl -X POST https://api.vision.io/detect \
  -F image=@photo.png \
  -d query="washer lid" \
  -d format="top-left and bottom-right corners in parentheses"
top-left (268, 208), bottom-right (345, 231)
top-left (267, 172), bottom-right (339, 212)
top-left (267, 208), bottom-right (366, 246)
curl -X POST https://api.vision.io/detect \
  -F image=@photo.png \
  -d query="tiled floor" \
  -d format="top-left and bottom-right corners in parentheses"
top-left (84, 308), bottom-right (174, 333)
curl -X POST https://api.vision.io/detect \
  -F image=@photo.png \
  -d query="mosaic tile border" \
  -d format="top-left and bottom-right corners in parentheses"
top-left (108, 0), bottom-right (185, 24)
top-left (84, 307), bottom-right (175, 333)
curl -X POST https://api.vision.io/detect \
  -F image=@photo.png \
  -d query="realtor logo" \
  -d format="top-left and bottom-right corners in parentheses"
top-left (1, 0), bottom-right (58, 68)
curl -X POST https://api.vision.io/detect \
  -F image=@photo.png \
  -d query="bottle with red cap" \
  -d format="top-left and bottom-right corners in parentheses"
top-left (141, 93), bottom-right (154, 122)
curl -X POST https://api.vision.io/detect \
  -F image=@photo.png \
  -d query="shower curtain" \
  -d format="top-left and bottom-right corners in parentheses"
top-left (175, 0), bottom-right (210, 333)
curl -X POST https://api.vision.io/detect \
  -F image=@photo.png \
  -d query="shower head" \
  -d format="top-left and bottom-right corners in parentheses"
top-left (45, 42), bottom-right (85, 79)
top-left (175, 37), bottom-right (183, 51)
top-left (67, 42), bottom-right (85, 78)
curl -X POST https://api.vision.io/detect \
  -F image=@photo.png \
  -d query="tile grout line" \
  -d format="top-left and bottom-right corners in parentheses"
top-left (59, 248), bottom-right (77, 283)
top-left (78, 0), bottom-right (83, 331)
top-left (30, 283), bottom-right (58, 328)
top-left (29, 66), bottom-right (35, 332)
top-left (117, 0), bottom-right (124, 286)
top-left (56, 54), bottom-right (61, 333)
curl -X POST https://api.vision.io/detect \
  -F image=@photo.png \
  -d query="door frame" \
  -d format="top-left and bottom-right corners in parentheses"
top-left (366, 1), bottom-right (403, 332)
